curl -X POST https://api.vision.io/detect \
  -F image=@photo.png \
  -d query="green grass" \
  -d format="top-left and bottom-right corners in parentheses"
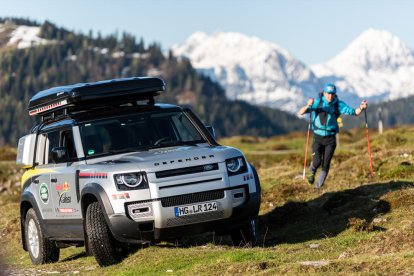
top-left (2, 126), bottom-right (414, 274)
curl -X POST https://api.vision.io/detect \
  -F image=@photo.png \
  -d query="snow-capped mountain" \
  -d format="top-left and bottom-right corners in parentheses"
top-left (173, 32), bottom-right (322, 112)
top-left (311, 29), bottom-right (414, 106)
top-left (174, 29), bottom-right (414, 114)
top-left (0, 23), bottom-right (48, 49)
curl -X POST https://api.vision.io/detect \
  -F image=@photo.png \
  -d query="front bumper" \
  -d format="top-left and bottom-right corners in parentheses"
top-left (106, 186), bottom-right (260, 243)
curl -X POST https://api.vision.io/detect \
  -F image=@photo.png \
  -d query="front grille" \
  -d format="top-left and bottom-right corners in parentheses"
top-left (159, 177), bottom-right (223, 190)
top-left (155, 163), bottom-right (219, 178)
top-left (161, 189), bottom-right (225, 207)
top-left (167, 210), bottom-right (225, 227)
top-left (128, 185), bottom-right (248, 210)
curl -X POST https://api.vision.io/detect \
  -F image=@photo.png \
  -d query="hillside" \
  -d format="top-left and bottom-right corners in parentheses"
top-left (1, 126), bottom-right (414, 274)
top-left (0, 18), bottom-right (305, 146)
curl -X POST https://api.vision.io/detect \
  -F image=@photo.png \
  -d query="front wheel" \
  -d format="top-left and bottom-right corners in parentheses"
top-left (85, 202), bottom-right (126, 266)
top-left (25, 208), bottom-right (60, 264)
top-left (230, 218), bottom-right (258, 247)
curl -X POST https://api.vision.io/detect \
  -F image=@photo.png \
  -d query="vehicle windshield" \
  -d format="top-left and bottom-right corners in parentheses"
top-left (79, 110), bottom-right (206, 158)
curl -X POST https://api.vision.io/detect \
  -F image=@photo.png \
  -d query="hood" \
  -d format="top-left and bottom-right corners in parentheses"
top-left (87, 144), bottom-right (243, 173)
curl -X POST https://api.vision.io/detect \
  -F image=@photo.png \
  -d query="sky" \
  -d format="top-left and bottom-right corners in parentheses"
top-left (0, 0), bottom-right (413, 64)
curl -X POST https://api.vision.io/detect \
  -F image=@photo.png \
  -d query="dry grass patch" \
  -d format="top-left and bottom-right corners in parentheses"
top-left (3, 126), bottom-right (414, 274)
top-left (380, 185), bottom-right (414, 209)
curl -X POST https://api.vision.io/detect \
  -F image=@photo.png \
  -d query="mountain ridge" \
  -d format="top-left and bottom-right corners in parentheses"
top-left (173, 31), bottom-right (322, 113)
top-left (311, 29), bottom-right (414, 102)
top-left (174, 29), bottom-right (414, 113)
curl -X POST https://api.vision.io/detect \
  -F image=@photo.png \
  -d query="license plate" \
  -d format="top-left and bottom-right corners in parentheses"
top-left (174, 202), bottom-right (218, 217)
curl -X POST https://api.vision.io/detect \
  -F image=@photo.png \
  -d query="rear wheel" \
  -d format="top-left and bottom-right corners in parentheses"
top-left (230, 218), bottom-right (258, 246)
top-left (85, 202), bottom-right (125, 266)
top-left (25, 208), bottom-right (60, 264)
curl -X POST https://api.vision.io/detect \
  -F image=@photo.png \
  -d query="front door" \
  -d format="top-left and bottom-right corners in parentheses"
top-left (41, 127), bottom-right (83, 239)
top-left (51, 164), bottom-right (80, 219)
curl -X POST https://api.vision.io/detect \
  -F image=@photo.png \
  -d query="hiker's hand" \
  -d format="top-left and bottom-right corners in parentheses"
top-left (360, 100), bottom-right (367, 110)
top-left (307, 98), bottom-right (314, 107)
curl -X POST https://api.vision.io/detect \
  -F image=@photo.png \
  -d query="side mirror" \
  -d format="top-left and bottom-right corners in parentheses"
top-left (205, 126), bottom-right (216, 139)
top-left (51, 147), bottom-right (68, 163)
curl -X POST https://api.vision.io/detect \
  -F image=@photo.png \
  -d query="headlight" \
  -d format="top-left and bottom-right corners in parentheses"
top-left (226, 156), bottom-right (247, 175)
top-left (114, 172), bottom-right (148, 190)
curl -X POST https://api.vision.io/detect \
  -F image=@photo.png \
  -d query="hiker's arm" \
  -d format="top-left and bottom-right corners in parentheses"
top-left (298, 98), bottom-right (314, 115)
top-left (339, 100), bottom-right (367, 116)
top-left (355, 100), bottom-right (367, 116)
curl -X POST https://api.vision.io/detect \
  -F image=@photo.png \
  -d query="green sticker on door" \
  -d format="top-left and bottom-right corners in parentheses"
top-left (39, 183), bottom-right (49, 204)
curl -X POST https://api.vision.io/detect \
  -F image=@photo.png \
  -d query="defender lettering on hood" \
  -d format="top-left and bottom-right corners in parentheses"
top-left (154, 154), bottom-right (215, 166)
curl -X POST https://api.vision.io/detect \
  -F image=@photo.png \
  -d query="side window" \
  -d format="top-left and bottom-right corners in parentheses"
top-left (46, 130), bottom-right (61, 164)
top-left (61, 130), bottom-right (77, 161)
top-left (37, 128), bottom-right (77, 165)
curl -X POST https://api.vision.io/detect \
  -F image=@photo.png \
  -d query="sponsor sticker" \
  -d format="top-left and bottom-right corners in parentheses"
top-left (58, 191), bottom-right (71, 205)
top-left (57, 208), bottom-right (76, 213)
top-left (39, 183), bottom-right (49, 204)
top-left (56, 182), bottom-right (70, 191)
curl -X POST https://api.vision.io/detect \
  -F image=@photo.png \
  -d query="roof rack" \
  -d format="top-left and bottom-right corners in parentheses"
top-left (28, 77), bottom-right (165, 119)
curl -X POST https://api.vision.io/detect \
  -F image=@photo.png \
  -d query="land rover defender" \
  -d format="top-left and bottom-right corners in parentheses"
top-left (17, 77), bottom-right (261, 266)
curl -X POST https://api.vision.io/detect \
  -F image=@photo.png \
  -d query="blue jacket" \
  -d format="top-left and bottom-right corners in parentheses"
top-left (305, 96), bottom-right (356, 136)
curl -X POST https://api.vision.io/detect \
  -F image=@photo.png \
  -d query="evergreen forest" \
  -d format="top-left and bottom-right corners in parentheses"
top-left (0, 18), bottom-right (305, 146)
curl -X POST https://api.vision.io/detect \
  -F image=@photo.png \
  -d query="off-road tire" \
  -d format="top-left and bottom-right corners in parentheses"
top-left (231, 218), bottom-right (258, 247)
top-left (85, 202), bottom-right (125, 266)
top-left (25, 208), bottom-right (60, 264)
top-left (84, 231), bottom-right (93, 256)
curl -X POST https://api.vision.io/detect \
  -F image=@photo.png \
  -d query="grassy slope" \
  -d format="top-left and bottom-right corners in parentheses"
top-left (1, 126), bottom-right (414, 275)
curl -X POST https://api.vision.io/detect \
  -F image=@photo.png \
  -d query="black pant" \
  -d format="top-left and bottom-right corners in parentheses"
top-left (310, 134), bottom-right (336, 173)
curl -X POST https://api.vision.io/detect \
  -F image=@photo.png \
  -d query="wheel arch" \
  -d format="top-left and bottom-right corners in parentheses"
top-left (81, 183), bottom-right (114, 225)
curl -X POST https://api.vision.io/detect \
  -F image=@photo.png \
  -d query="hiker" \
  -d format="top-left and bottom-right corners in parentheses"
top-left (298, 83), bottom-right (367, 189)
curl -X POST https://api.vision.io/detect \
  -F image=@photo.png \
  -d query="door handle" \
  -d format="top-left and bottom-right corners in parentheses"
top-left (51, 178), bottom-right (58, 183)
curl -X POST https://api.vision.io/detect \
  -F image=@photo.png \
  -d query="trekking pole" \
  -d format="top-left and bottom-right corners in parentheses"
top-left (302, 102), bottom-right (313, 180)
top-left (363, 101), bottom-right (375, 177)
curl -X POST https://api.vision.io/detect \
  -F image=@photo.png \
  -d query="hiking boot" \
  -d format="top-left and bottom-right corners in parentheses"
top-left (307, 172), bottom-right (315, 184)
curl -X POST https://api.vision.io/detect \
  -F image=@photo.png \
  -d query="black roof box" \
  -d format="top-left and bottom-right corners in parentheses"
top-left (28, 77), bottom-right (165, 116)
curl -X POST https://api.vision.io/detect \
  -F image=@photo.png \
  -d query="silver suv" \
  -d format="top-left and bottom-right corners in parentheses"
top-left (17, 77), bottom-right (261, 266)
